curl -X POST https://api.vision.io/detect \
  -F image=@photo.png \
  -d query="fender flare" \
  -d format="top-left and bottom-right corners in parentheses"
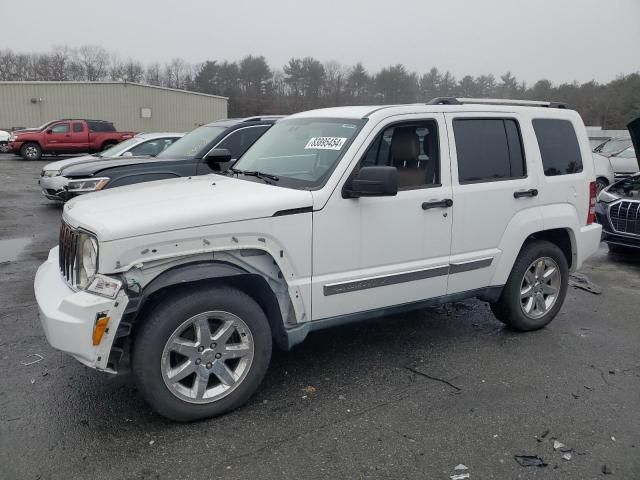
top-left (125, 260), bottom-right (290, 350)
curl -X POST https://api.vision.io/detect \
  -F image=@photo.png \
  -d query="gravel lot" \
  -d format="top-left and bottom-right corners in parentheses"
top-left (1, 153), bottom-right (639, 479)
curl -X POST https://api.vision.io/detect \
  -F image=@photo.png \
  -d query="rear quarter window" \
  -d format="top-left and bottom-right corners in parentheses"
top-left (87, 121), bottom-right (116, 132)
top-left (532, 119), bottom-right (583, 176)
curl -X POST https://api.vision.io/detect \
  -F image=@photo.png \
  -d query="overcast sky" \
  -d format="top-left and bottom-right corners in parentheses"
top-left (3, 0), bottom-right (639, 84)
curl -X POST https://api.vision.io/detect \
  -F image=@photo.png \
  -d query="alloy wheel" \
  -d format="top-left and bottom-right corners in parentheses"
top-left (519, 257), bottom-right (562, 319)
top-left (161, 311), bottom-right (254, 404)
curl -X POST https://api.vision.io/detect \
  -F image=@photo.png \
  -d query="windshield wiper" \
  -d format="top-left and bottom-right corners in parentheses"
top-left (231, 168), bottom-right (279, 184)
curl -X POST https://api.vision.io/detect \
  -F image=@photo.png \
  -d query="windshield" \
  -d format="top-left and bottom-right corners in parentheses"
top-left (596, 138), bottom-right (632, 156)
top-left (97, 137), bottom-right (140, 158)
top-left (617, 146), bottom-right (636, 159)
top-left (157, 125), bottom-right (226, 159)
top-left (233, 117), bottom-right (365, 189)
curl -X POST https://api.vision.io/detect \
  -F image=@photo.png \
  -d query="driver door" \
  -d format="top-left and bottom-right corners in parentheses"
top-left (44, 122), bottom-right (72, 150)
top-left (311, 114), bottom-right (453, 320)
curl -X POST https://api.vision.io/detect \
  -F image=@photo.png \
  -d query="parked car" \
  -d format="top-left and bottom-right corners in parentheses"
top-left (34, 98), bottom-right (602, 421)
top-left (608, 145), bottom-right (638, 180)
top-left (39, 132), bottom-right (185, 201)
top-left (595, 118), bottom-right (640, 252)
top-left (50, 116), bottom-right (281, 201)
top-left (593, 137), bottom-right (632, 156)
top-left (593, 152), bottom-right (616, 192)
top-left (8, 119), bottom-right (135, 160)
top-left (597, 174), bottom-right (640, 252)
top-left (0, 129), bottom-right (9, 152)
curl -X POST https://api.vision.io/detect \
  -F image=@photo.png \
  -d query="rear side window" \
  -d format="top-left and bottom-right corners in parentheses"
top-left (87, 121), bottom-right (116, 132)
top-left (532, 119), bottom-right (583, 176)
top-left (72, 122), bottom-right (84, 132)
top-left (453, 118), bottom-right (526, 183)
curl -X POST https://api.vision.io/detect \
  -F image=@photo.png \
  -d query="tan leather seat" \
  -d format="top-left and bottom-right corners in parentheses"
top-left (391, 128), bottom-right (426, 188)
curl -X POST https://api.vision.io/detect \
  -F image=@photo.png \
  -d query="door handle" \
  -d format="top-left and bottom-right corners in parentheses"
top-left (422, 198), bottom-right (453, 210)
top-left (513, 189), bottom-right (538, 199)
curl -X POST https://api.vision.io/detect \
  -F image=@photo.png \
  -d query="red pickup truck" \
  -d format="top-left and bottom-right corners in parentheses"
top-left (9, 119), bottom-right (135, 160)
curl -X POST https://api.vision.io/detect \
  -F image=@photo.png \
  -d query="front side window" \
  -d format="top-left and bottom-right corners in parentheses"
top-left (532, 119), bottom-right (583, 176)
top-left (233, 117), bottom-right (365, 189)
top-left (158, 126), bottom-right (227, 159)
top-left (352, 120), bottom-right (440, 189)
top-left (216, 126), bottom-right (270, 159)
top-left (51, 123), bottom-right (70, 134)
top-left (454, 118), bottom-right (525, 183)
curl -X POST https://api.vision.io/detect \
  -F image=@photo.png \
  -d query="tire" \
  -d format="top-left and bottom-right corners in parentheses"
top-left (490, 240), bottom-right (568, 331)
top-left (608, 243), bottom-right (633, 254)
top-left (101, 141), bottom-right (117, 151)
top-left (20, 142), bottom-right (42, 160)
top-left (0, 141), bottom-right (8, 153)
top-left (596, 177), bottom-right (609, 194)
top-left (132, 285), bottom-right (272, 422)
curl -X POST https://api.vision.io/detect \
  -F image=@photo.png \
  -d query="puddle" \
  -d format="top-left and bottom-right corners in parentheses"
top-left (0, 237), bottom-right (31, 263)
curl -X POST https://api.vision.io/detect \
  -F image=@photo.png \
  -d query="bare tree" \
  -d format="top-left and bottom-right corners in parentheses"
top-left (77, 45), bottom-right (110, 81)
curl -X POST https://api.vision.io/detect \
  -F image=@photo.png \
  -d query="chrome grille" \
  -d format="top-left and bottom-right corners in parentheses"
top-left (58, 222), bottom-right (80, 285)
top-left (609, 200), bottom-right (640, 236)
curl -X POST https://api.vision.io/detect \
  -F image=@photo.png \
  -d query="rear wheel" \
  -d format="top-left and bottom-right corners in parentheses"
top-left (491, 240), bottom-right (568, 331)
top-left (132, 285), bottom-right (272, 422)
top-left (20, 142), bottom-right (41, 160)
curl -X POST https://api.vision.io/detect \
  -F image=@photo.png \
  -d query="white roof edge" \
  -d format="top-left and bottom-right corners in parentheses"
top-left (0, 81), bottom-right (228, 101)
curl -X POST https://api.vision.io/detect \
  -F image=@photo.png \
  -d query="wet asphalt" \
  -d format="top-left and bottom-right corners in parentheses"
top-left (0, 153), bottom-right (639, 480)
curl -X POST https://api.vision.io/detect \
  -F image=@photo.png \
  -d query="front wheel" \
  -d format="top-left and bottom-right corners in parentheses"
top-left (20, 142), bottom-right (42, 160)
top-left (491, 240), bottom-right (568, 331)
top-left (0, 141), bottom-right (9, 153)
top-left (132, 285), bottom-right (272, 422)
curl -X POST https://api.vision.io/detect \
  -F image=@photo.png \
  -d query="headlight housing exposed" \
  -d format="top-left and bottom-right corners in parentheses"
top-left (42, 169), bottom-right (60, 177)
top-left (77, 232), bottom-right (98, 289)
top-left (597, 189), bottom-right (620, 204)
top-left (66, 177), bottom-right (110, 193)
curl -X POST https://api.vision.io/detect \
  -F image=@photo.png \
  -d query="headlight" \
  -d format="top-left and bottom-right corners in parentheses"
top-left (597, 189), bottom-right (619, 204)
top-left (66, 177), bottom-right (110, 193)
top-left (42, 170), bottom-right (60, 177)
top-left (77, 233), bottom-right (98, 289)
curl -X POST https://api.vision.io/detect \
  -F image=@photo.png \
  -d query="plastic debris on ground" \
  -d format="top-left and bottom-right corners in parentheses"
top-left (602, 464), bottom-right (612, 475)
top-left (454, 464), bottom-right (468, 471)
top-left (20, 353), bottom-right (44, 366)
top-left (569, 272), bottom-right (602, 294)
top-left (450, 474), bottom-right (469, 480)
top-left (514, 455), bottom-right (547, 467)
top-left (562, 453), bottom-right (572, 461)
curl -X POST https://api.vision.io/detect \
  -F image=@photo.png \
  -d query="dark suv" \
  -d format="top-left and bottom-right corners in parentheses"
top-left (595, 117), bottom-right (640, 253)
top-left (53, 116), bottom-right (282, 200)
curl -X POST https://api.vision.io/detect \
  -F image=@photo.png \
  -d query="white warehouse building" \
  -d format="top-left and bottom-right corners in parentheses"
top-left (0, 81), bottom-right (228, 132)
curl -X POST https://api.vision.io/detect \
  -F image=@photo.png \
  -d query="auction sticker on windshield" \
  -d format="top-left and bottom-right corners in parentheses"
top-left (305, 137), bottom-right (347, 150)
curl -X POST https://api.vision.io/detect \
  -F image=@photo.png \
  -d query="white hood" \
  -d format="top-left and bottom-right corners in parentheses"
top-left (43, 154), bottom-right (97, 172)
top-left (63, 174), bottom-right (313, 241)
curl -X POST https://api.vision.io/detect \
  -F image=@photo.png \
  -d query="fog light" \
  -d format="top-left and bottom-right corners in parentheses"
top-left (92, 314), bottom-right (110, 346)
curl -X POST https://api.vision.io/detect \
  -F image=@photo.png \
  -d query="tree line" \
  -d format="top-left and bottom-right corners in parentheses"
top-left (1, 45), bottom-right (638, 129)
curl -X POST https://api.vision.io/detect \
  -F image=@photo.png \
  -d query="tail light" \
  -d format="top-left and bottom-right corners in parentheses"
top-left (587, 181), bottom-right (597, 225)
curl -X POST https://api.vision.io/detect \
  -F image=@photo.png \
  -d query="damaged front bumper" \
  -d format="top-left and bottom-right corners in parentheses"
top-left (34, 247), bottom-right (129, 372)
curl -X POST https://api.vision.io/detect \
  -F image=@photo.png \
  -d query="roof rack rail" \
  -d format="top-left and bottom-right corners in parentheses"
top-left (427, 97), bottom-right (568, 109)
top-left (242, 115), bottom-right (286, 122)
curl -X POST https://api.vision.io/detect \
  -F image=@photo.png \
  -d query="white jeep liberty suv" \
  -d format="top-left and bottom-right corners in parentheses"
top-left (35, 98), bottom-right (602, 421)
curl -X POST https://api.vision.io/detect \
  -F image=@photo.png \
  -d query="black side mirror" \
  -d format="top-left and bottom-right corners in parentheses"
top-left (343, 166), bottom-right (398, 198)
top-left (205, 148), bottom-right (232, 163)
top-left (46, 129), bottom-right (52, 134)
